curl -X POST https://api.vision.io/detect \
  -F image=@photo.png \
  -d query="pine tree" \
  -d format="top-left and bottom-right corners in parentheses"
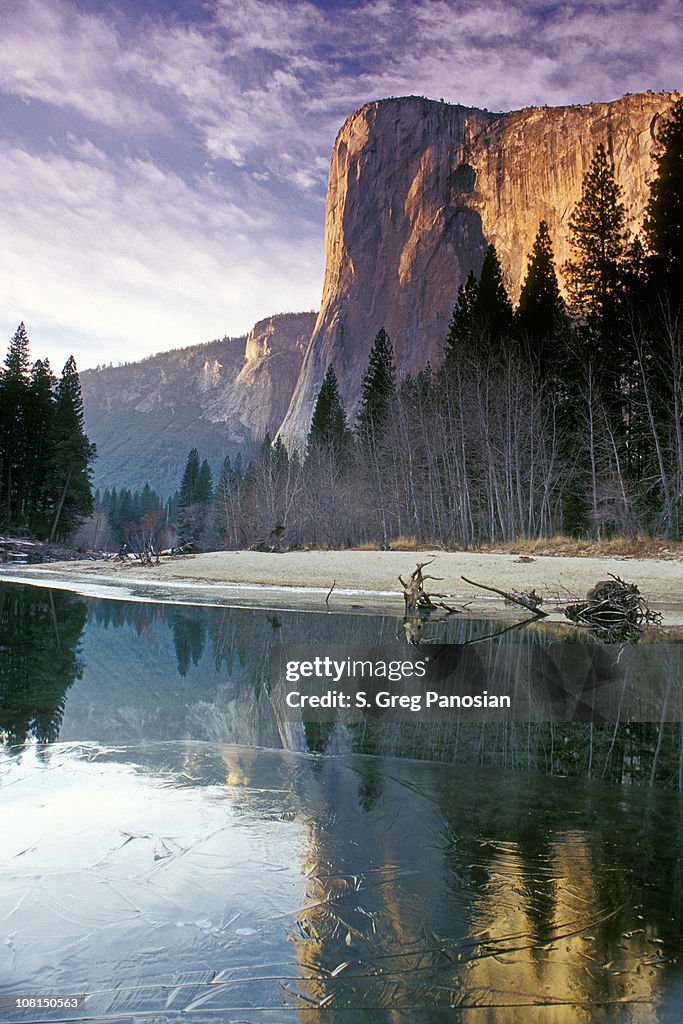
top-left (516, 221), bottom-right (566, 347)
top-left (46, 356), bottom-right (95, 541)
top-left (444, 247), bottom-right (512, 364)
top-left (4, 321), bottom-right (31, 378)
top-left (25, 358), bottom-right (57, 530)
top-left (444, 271), bottom-right (479, 361)
top-left (307, 365), bottom-right (351, 459)
top-left (562, 144), bottom-right (627, 328)
top-left (355, 328), bottom-right (396, 444)
top-left (106, 487), bottom-right (119, 537)
top-left (0, 323), bottom-right (32, 526)
top-left (139, 482), bottom-right (159, 517)
top-left (476, 243), bottom-right (513, 337)
top-left (177, 447), bottom-right (201, 541)
top-left (644, 97), bottom-right (683, 288)
top-left (196, 458), bottom-right (213, 504)
top-left (270, 436), bottom-right (290, 482)
top-left (118, 489), bottom-right (135, 535)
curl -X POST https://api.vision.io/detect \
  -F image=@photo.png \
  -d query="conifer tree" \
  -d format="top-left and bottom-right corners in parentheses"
top-left (0, 323), bottom-right (32, 526)
top-left (179, 448), bottom-right (200, 505)
top-left (516, 221), bottom-right (566, 346)
top-left (270, 436), bottom-right (290, 479)
top-left (46, 356), bottom-right (95, 541)
top-left (307, 365), bottom-right (351, 459)
top-left (139, 482), bottom-right (159, 517)
top-left (562, 144), bottom-right (627, 328)
top-left (177, 447), bottom-right (201, 540)
top-left (176, 450), bottom-right (214, 546)
top-left (476, 243), bottom-right (513, 337)
top-left (444, 271), bottom-right (479, 361)
top-left (118, 489), bottom-right (135, 533)
top-left (106, 487), bottom-right (119, 536)
top-left (215, 454), bottom-right (232, 504)
top-left (5, 322), bottom-right (31, 377)
top-left (25, 359), bottom-right (57, 529)
top-left (444, 247), bottom-right (512, 364)
top-left (355, 328), bottom-right (396, 444)
top-left (196, 458), bottom-right (213, 504)
top-left (644, 97), bottom-right (683, 287)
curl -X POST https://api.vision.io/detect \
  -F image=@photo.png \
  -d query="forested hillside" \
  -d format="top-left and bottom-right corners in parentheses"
top-left (172, 100), bottom-right (683, 551)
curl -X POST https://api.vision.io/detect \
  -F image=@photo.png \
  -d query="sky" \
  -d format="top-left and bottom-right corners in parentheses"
top-left (0, 0), bottom-right (681, 372)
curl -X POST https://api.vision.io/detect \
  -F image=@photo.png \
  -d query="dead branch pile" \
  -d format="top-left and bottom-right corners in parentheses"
top-left (251, 523), bottom-right (288, 553)
top-left (565, 574), bottom-right (662, 639)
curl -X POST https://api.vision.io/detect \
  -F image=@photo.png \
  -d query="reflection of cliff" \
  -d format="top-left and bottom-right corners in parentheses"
top-left (0, 584), bottom-right (86, 743)
top-left (281, 758), bottom-right (681, 1019)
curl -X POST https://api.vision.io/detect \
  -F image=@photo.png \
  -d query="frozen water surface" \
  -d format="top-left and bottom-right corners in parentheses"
top-left (1, 581), bottom-right (683, 1022)
top-left (2, 742), bottom-right (683, 1022)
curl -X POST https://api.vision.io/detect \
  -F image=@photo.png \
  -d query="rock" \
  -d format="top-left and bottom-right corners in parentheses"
top-left (279, 91), bottom-right (679, 448)
top-left (81, 311), bottom-right (316, 493)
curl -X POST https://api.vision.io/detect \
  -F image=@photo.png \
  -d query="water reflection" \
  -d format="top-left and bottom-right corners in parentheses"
top-left (0, 586), bottom-right (86, 744)
top-left (287, 756), bottom-right (683, 1022)
top-left (1, 742), bottom-right (682, 1022)
top-left (0, 582), bottom-right (682, 788)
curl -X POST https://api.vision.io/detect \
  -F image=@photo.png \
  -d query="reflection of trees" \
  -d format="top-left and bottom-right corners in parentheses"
top-left (170, 608), bottom-right (206, 676)
top-left (78, 598), bottom-right (683, 786)
top-left (0, 584), bottom-right (86, 743)
top-left (283, 757), bottom-right (683, 1019)
top-left (349, 633), bottom-right (683, 788)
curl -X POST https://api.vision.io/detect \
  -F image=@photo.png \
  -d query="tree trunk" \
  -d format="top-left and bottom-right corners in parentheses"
top-left (49, 465), bottom-right (72, 543)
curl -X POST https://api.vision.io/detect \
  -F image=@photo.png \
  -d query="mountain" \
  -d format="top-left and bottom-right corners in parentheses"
top-left (279, 91), bottom-right (679, 447)
top-left (81, 311), bottom-right (316, 495)
top-left (82, 91), bottom-right (678, 487)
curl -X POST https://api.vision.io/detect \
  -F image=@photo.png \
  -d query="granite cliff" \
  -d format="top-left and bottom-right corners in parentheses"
top-left (81, 311), bottom-right (315, 494)
top-left (279, 91), bottom-right (678, 448)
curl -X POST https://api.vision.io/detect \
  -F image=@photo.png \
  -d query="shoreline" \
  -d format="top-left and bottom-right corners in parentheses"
top-left (1, 548), bottom-right (681, 625)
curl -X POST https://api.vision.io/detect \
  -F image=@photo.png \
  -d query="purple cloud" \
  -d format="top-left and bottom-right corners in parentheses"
top-left (0, 0), bottom-right (679, 369)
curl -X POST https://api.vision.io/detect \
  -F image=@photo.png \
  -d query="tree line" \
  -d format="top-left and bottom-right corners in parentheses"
top-left (0, 324), bottom-right (95, 541)
top-left (5, 100), bottom-right (680, 551)
top-left (173, 99), bottom-right (683, 550)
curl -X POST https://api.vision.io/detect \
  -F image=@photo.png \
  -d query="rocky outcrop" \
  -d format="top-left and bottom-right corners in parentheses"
top-left (200, 312), bottom-right (315, 440)
top-left (81, 311), bottom-right (315, 494)
top-left (279, 91), bottom-right (679, 448)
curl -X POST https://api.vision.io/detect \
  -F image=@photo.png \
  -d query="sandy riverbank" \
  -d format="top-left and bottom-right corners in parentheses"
top-left (1, 548), bottom-right (681, 624)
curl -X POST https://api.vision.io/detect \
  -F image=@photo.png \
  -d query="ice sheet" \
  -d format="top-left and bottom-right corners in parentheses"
top-left (2, 742), bottom-right (683, 1022)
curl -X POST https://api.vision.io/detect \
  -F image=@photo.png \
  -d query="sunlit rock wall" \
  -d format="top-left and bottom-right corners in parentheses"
top-left (280, 91), bottom-right (678, 448)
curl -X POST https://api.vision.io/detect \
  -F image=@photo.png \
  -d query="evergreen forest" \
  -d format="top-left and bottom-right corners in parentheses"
top-left (0, 325), bottom-right (95, 541)
top-left (3, 99), bottom-right (682, 552)
top-left (170, 100), bottom-right (683, 552)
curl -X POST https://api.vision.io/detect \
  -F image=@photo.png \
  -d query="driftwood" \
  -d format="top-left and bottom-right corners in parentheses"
top-left (461, 575), bottom-right (548, 618)
top-left (171, 541), bottom-right (198, 555)
top-left (399, 560), bottom-right (459, 614)
top-left (565, 574), bottom-right (662, 640)
top-left (252, 523), bottom-right (288, 553)
top-left (461, 572), bottom-right (661, 640)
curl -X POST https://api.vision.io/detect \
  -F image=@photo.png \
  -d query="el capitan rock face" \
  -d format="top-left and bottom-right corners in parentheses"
top-left (279, 91), bottom-right (678, 448)
top-left (81, 311), bottom-right (315, 494)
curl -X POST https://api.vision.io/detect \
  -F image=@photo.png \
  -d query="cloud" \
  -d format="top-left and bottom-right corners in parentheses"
top-left (0, 0), bottom-right (167, 131)
top-left (0, 0), bottom-right (680, 368)
top-left (0, 145), bottom-right (322, 369)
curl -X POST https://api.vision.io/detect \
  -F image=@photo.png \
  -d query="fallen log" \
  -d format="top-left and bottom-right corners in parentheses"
top-left (460, 576), bottom-right (548, 618)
